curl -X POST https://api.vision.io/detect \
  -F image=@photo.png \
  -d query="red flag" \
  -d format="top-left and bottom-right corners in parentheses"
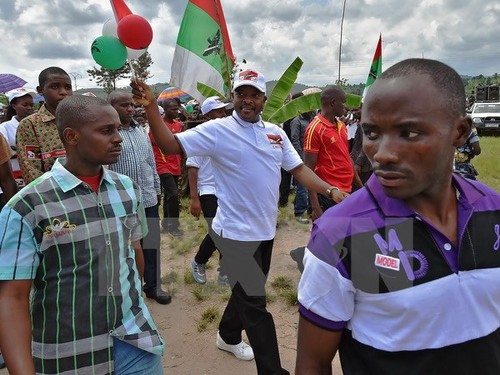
top-left (109, 0), bottom-right (133, 22)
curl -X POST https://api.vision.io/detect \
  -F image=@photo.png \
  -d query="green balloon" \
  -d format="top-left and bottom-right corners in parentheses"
top-left (91, 35), bottom-right (127, 70)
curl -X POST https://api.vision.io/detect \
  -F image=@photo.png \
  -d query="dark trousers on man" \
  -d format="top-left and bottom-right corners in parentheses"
top-left (142, 204), bottom-right (161, 294)
top-left (210, 231), bottom-right (289, 375)
top-left (317, 193), bottom-right (337, 212)
top-left (194, 194), bottom-right (219, 264)
top-left (159, 173), bottom-right (180, 232)
top-left (278, 168), bottom-right (292, 207)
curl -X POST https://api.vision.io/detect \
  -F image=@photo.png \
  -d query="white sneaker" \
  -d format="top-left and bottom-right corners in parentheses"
top-left (216, 331), bottom-right (254, 361)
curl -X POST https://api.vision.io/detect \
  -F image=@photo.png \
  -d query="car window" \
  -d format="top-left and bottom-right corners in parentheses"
top-left (474, 104), bottom-right (500, 113)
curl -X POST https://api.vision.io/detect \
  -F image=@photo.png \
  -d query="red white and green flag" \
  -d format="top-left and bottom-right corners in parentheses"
top-left (170, 0), bottom-right (235, 101)
top-left (362, 34), bottom-right (382, 102)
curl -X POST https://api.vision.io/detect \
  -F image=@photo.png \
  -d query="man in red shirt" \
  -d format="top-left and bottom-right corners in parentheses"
top-left (150, 98), bottom-right (183, 236)
top-left (303, 86), bottom-right (358, 220)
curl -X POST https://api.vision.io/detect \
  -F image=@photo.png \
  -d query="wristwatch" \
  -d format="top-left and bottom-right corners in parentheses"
top-left (326, 186), bottom-right (340, 198)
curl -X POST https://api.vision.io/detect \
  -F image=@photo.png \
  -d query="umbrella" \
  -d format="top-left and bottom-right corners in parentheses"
top-left (157, 87), bottom-right (191, 102)
top-left (0, 74), bottom-right (27, 93)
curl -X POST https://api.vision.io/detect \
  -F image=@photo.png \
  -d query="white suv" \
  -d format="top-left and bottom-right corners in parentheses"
top-left (470, 102), bottom-right (500, 134)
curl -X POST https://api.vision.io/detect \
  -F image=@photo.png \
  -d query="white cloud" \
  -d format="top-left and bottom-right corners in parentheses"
top-left (0, 0), bottom-right (499, 92)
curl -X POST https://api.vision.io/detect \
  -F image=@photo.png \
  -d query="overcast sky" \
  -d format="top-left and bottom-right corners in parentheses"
top-left (0, 0), bottom-right (499, 92)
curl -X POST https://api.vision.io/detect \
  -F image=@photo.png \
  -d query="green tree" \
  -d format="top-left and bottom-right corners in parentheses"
top-left (130, 51), bottom-right (153, 80)
top-left (87, 51), bottom-right (154, 94)
top-left (87, 65), bottom-right (130, 94)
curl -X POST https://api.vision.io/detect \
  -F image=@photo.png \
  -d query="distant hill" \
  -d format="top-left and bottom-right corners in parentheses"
top-left (74, 82), bottom-right (171, 99)
top-left (75, 81), bottom-right (319, 101)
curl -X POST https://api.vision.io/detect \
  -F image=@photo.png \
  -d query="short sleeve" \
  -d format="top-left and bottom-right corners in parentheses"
top-left (0, 207), bottom-right (40, 280)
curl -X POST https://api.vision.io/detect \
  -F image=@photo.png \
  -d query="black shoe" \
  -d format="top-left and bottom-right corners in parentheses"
top-left (168, 228), bottom-right (183, 237)
top-left (145, 289), bottom-right (172, 305)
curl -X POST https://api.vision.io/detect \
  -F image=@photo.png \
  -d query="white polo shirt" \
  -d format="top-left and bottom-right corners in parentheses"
top-left (186, 156), bottom-right (216, 196)
top-left (177, 112), bottom-right (302, 241)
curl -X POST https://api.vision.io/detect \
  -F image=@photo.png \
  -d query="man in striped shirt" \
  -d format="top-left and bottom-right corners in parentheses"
top-left (0, 95), bottom-right (164, 374)
top-left (107, 91), bottom-right (171, 305)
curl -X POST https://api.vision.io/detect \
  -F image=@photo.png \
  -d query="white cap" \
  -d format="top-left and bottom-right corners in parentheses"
top-left (201, 96), bottom-right (230, 115)
top-left (6, 88), bottom-right (37, 104)
top-left (233, 69), bottom-right (266, 94)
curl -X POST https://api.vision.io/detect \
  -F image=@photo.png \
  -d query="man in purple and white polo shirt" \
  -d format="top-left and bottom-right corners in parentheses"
top-left (296, 58), bottom-right (500, 374)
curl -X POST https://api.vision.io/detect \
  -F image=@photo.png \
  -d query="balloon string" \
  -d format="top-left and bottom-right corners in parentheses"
top-left (128, 60), bottom-right (137, 83)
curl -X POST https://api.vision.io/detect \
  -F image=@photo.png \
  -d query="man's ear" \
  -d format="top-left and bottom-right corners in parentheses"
top-left (36, 85), bottom-right (42, 95)
top-left (62, 127), bottom-right (79, 146)
top-left (452, 115), bottom-right (472, 147)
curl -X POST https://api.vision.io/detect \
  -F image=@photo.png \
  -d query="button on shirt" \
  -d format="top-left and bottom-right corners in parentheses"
top-left (177, 112), bottom-right (302, 241)
top-left (0, 159), bottom-right (163, 374)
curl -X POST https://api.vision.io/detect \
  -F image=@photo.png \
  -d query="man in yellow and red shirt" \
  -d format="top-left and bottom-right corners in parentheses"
top-left (304, 86), bottom-right (357, 220)
top-left (150, 98), bottom-right (184, 236)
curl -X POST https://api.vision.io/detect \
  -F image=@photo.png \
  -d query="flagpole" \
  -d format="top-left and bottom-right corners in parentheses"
top-left (338, 0), bottom-right (347, 83)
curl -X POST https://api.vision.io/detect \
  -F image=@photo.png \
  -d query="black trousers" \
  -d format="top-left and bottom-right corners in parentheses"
top-left (141, 205), bottom-right (161, 294)
top-left (194, 194), bottom-right (219, 265)
top-left (317, 193), bottom-right (338, 212)
top-left (159, 173), bottom-right (180, 231)
top-left (210, 231), bottom-right (289, 375)
top-left (278, 168), bottom-right (292, 207)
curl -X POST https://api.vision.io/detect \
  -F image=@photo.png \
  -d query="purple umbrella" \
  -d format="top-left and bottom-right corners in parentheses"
top-left (0, 74), bottom-right (27, 93)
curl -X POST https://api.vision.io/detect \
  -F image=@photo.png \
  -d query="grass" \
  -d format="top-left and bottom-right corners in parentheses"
top-left (270, 276), bottom-right (298, 306)
top-left (196, 306), bottom-right (221, 332)
top-left (473, 135), bottom-right (500, 190)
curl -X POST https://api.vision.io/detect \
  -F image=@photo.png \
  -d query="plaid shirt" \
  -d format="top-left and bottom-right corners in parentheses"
top-left (0, 159), bottom-right (163, 374)
top-left (108, 123), bottom-right (160, 208)
top-left (16, 104), bottom-right (66, 184)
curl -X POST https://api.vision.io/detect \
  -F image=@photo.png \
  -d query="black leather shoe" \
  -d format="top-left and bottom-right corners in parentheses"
top-left (145, 289), bottom-right (172, 305)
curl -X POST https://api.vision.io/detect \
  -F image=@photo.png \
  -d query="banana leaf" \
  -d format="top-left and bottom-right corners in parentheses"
top-left (197, 82), bottom-right (226, 100)
top-left (261, 57), bottom-right (303, 121)
top-left (267, 92), bottom-right (362, 125)
top-left (346, 94), bottom-right (362, 108)
top-left (268, 93), bottom-right (321, 124)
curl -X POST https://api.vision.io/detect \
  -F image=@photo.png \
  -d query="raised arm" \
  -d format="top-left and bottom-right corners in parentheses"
top-left (130, 80), bottom-right (183, 155)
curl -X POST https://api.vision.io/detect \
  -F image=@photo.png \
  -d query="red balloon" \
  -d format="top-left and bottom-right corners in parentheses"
top-left (117, 14), bottom-right (153, 50)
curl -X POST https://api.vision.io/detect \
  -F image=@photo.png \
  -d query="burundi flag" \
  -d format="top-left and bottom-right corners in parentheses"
top-left (362, 34), bottom-right (382, 102)
top-left (170, 0), bottom-right (235, 102)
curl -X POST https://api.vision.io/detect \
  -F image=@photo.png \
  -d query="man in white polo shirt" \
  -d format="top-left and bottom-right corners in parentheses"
top-left (131, 70), bottom-right (344, 375)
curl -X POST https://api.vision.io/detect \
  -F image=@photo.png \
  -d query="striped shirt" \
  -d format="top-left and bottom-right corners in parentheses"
top-left (298, 175), bottom-right (500, 374)
top-left (0, 158), bottom-right (163, 375)
top-left (108, 123), bottom-right (160, 208)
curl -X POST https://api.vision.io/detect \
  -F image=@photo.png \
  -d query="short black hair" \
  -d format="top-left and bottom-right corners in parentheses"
top-left (320, 85), bottom-right (344, 106)
top-left (55, 95), bottom-right (111, 142)
top-left (161, 99), bottom-right (179, 109)
top-left (106, 90), bottom-right (133, 106)
top-left (378, 58), bottom-right (465, 117)
top-left (38, 67), bottom-right (70, 87)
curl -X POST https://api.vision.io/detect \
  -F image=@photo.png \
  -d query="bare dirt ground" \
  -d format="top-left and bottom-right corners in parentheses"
top-left (0, 211), bottom-right (342, 375)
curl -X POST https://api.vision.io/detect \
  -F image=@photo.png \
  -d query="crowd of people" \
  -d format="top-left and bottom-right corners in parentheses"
top-left (0, 58), bottom-right (498, 375)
